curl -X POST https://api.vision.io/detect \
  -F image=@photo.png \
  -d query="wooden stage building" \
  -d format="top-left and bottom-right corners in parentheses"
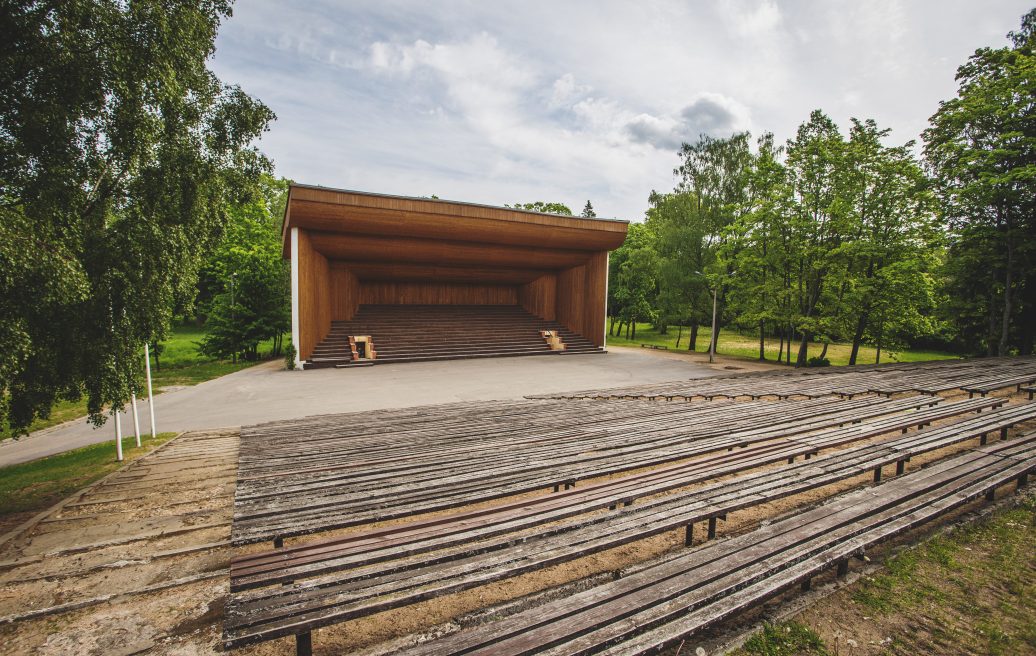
top-left (283, 185), bottom-right (629, 369)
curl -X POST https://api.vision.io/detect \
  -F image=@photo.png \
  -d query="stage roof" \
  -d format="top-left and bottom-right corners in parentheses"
top-left (282, 184), bottom-right (629, 285)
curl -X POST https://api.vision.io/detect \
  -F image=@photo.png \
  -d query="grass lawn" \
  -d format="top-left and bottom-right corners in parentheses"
top-left (3, 326), bottom-right (284, 439)
top-left (0, 431), bottom-right (179, 519)
top-left (734, 496), bottom-right (1036, 655)
top-left (607, 322), bottom-right (960, 367)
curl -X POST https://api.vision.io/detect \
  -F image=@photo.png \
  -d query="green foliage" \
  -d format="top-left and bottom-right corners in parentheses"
top-left (0, 1), bottom-right (274, 433)
top-left (508, 201), bottom-right (573, 215)
top-left (738, 621), bottom-right (830, 656)
top-left (924, 9), bottom-right (1036, 355)
top-left (611, 109), bottom-right (942, 366)
top-left (806, 356), bottom-right (831, 367)
top-left (581, 201), bottom-right (596, 217)
top-left (284, 342), bottom-right (297, 371)
top-left (199, 176), bottom-right (290, 361)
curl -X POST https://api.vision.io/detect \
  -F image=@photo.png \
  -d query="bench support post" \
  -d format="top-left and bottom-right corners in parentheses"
top-left (708, 517), bottom-right (718, 540)
top-left (986, 488), bottom-right (996, 502)
top-left (274, 537), bottom-right (284, 549)
top-left (296, 632), bottom-right (312, 656)
top-left (896, 460), bottom-right (905, 476)
top-left (800, 577), bottom-right (811, 591)
top-left (837, 560), bottom-right (849, 577)
top-left (685, 523), bottom-right (694, 547)
top-left (1001, 426), bottom-right (1009, 441)
top-left (873, 466), bottom-right (882, 483)
top-left (1019, 474), bottom-right (1029, 491)
top-left (980, 433), bottom-right (988, 445)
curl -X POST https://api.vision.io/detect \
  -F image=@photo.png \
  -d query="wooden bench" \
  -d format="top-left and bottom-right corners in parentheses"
top-left (962, 370), bottom-right (1036, 397)
top-left (231, 395), bottom-right (937, 545)
top-left (229, 395), bottom-right (1002, 591)
top-left (221, 400), bottom-right (1034, 652)
top-left (1023, 385), bottom-right (1035, 401)
top-left (394, 432), bottom-right (1036, 656)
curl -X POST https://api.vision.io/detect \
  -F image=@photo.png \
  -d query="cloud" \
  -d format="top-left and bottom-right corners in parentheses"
top-left (625, 95), bottom-right (751, 150)
top-left (210, 1), bottom-right (1034, 221)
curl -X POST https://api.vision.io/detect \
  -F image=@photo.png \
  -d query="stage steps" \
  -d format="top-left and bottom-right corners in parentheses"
top-left (304, 305), bottom-right (603, 368)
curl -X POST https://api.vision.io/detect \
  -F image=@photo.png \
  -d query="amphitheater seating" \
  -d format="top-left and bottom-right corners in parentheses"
top-left (222, 400), bottom-right (1036, 652)
top-left (305, 304), bottom-right (602, 368)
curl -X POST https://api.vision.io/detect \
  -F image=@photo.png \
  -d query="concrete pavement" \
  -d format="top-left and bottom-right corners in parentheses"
top-left (0, 348), bottom-right (716, 466)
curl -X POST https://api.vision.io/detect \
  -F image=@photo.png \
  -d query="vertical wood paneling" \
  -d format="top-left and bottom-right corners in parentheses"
top-left (359, 282), bottom-right (518, 305)
top-left (556, 252), bottom-right (607, 347)
top-left (297, 229), bottom-right (331, 360)
top-left (519, 274), bottom-right (557, 320)
top-left (330, 266), bottom-right (360, 321)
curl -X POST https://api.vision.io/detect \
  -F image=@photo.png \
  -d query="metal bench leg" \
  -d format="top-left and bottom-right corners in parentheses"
top-left (1001, 426), bottom-right (1009, 441)
top-left (787, 456), bottom-right (795, 464)
top-left (1019, 474), bottom-right (1029, 491)
top-left (800, 577), bottom-right (811, 591)
top-left (986, 488), bottom-right (996, 502)
top-left (708, 517), bottom-right (718, 540)
top-left (980, 433), bottom-right (988, 445)
top-left (553, 484), bottom-right (560, 493)
top-left (296, 632), bottom-right (312, 656)
top-left (896, 460), bottom-right (905, 476)
top-left (274, 537), bottom-right (284, 549)
top-left (873, 466), bottom-right (882, 483)
top-left (837, 560), bottom-right (849, 577)
top-left (685, 523), bottom-right (694, 546)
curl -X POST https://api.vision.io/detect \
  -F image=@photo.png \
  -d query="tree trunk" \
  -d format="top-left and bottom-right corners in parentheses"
top-left (777, 327), bottom-right (784, 363)
top-left (786, 325), bottom-right (793, 365)
top-left (758, 320), bottom-right (766, 360)
top-left (675, 325), bottom-right (683, 349)
top-left (987, 285), bottom-right (998, 357)
top-left (795, 330), bottom-right (810, 367)
top-left (625, 321), bottom-right (631, 340)
top-left (631, 320), bottom-right (637, 340)
top-left (1000, 234), bottom-right (1014, 356)
top-left (819, 341), bottom-right (829, 359)
top-left (609, 316), bottom-right (616, 336)
top-left (848, 309), bottom-right (869, 366)
top-left (689, 324), bottom-right (699, 351)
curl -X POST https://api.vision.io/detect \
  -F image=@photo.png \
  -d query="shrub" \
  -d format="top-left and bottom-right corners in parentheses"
top-left (283, 343), bottom-right (297, 371)
top-left (806, 356), bottom-right (831, 367)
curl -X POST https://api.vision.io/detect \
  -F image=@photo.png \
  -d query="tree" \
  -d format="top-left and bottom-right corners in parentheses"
top-left (644, 190), bottom-right (713, 345)
top-left (924, 9), bottom-right (1036, 355)
top-left (581, 201), bottom-right (596, 218)
top-left (0, 2), bottom-right (274, 432)
top-left (509, 201), bottom-right (573, 215)
top-left (199, 176), bottom-right (290, 362)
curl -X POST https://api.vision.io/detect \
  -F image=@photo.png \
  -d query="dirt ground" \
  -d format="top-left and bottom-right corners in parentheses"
top-left (0, 388), bottom-right (1032, 656)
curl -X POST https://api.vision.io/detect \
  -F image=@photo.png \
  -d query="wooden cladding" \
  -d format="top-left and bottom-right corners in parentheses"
top-left (297, 229), bottom-right (332, 360)
top-left (519, 274), bottom-right (557, 321)
top-left (308, 232), bottom-right (592, 270)
top-left (286, 199), bottom-right (626, 253)
top-left (359, 282), bottom-right (518, 306)
top-left (330, 266), bottom-right (360, 321)
top-left (556, 252), bottom-right (607, 347)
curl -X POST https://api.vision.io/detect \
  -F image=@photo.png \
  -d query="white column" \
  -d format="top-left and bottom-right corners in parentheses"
top-left (114, 407), bottom-right (124, 462)
top-left (290, 226), bottom-right (301, 369)
top-left (130, 392), bottom-right (141, 447)
top-left (603, 252), bottom-right (610, 350)
top-left (144, 343), bottom-right (156, 438)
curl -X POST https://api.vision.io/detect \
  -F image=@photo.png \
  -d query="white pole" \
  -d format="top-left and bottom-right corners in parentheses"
top-left (131, 392), bottom-right (141, 447)
top-left (290, 227), bottom-right (301, 369)
top-left (114, 407), bottom-right (124, 462)
top-left (709, 286), bottom-right (718, 364)
top-left (144, 343), bottom-right (156, 438)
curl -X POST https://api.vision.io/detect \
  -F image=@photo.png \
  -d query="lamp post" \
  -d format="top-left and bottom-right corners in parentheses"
top-left (230, 272), bottom-right (237, 364)
top-left (693, 270), bottom-right (735, 364)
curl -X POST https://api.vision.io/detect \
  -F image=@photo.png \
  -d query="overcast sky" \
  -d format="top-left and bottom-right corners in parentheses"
top-left (209, 0), bottom-right (1032, 221)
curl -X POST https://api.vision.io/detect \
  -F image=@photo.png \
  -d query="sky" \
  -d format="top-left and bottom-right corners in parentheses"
top-left (209, 0), bottom-right (1033, 221)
